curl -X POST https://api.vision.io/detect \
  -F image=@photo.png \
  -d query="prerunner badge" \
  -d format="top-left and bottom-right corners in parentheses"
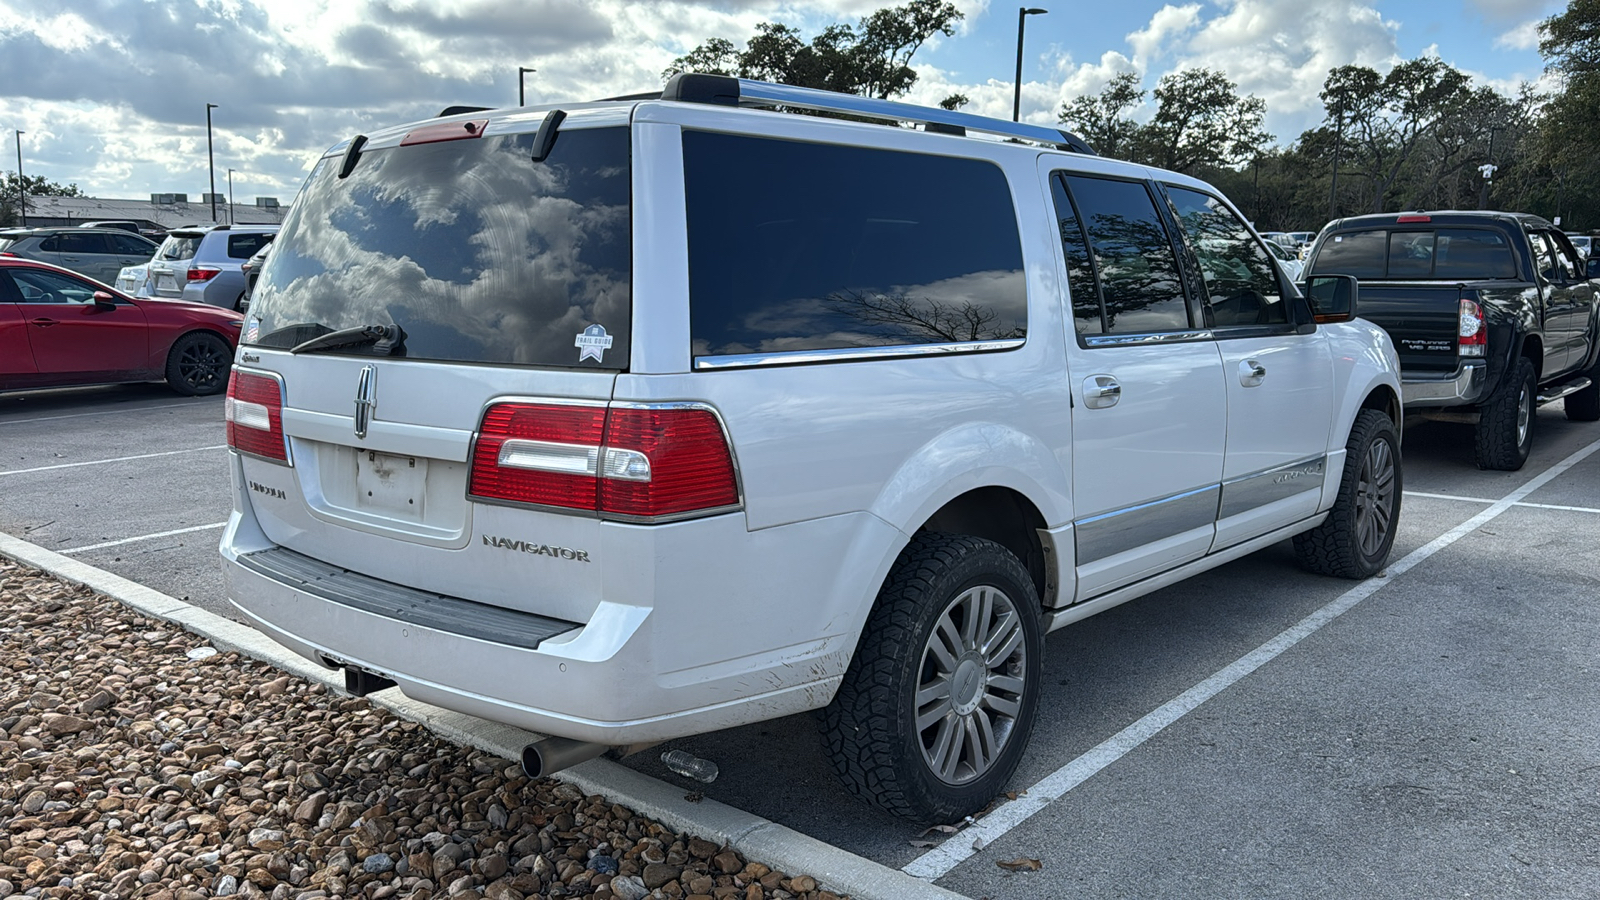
top-left (575, 324), bottom-right (614, 363)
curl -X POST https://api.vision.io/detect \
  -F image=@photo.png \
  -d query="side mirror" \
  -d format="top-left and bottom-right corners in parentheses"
top-left (91, 290), bottom-right (117, 310)
top-left (1303, 274), bottom-right (1359, 324)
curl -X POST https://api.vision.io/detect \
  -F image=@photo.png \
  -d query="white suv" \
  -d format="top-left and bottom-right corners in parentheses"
top-left (221, 76), bottom-right (1403, 823)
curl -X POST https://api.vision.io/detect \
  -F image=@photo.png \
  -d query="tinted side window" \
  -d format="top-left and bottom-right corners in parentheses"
top-left (38, 235), bottom-right (61, 252)
top-left (59, 233), bottom-right (110, 253)
top-left (9, 268), bottom-right (97, 303)
top-left (1309, 230), bottom-right (1387, 278)
top-left (111, 233), bottom-right (155, 255)
top-left (1164, 186), bottom-right (1286, 327)
top-left (1059, 175), bottom-right (1189, 334)
top-left (684, 132), bottom-right (1025, 358)
top-left (1049, 174), bottom-right (1103, 335)
top-left (227, 233), bottom-right (274, 259)
top-left (1545, 231), bottom-right (1580, 280)
top-left (1530, 231), bottom-right (1557, 283)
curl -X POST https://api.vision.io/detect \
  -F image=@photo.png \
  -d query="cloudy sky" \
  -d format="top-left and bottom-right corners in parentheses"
top-left (0, 0), bottom-right (1564, 202)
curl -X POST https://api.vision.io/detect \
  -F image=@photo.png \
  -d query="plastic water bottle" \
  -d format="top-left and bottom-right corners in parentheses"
top-left (660, 749), bottom-right (719, 783)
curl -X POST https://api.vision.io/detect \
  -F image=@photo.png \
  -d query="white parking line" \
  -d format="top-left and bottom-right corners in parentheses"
top-left (0, 445), bottom-right (227, 476)
top-left (1, 401), bottom-right (206, 426)
top-left (904, 435), bottom-right (1600, 881)
top-left (1405, 490), bottom-right (1600, 515)
top-left (61, 522), bottom-right (228, 555)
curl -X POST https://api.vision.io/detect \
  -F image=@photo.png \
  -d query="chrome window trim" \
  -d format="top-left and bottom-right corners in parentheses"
top-left (1082, 329), bottom-right (1215, 348)
top-left (694, 339), bottom-right (1025, 371)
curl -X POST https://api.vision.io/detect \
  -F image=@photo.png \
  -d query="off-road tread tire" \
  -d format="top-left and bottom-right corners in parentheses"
top-left (1475, 357), bottom-right (1536, 470)
top-left (1293, 408), bottom-right (1401, 579)
top-left (165, 331), bottom-right (232, 397)
top-left (821, 533), bottom-right (1042, 825)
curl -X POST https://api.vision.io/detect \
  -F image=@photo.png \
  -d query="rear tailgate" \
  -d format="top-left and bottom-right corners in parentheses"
top-left (1350, 282), bottom-right (1467, 375)
top-left (229, 114), bottom-right (634, 625)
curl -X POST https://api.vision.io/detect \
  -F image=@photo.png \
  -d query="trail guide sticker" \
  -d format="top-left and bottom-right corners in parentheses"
top-left (575, 324), bottom-right (614, 363)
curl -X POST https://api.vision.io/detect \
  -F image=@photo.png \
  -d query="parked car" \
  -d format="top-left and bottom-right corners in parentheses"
top-left (78, 220), bottom-right (145, 234)
top-left (115, 259), bottom-right (156, 298)
top-left (148, 224), bottom-right (278, 310)
top-left (0, 226), bottom-right (159, 284)
top-left (0, 258), bottom-right (243, 395)
top-left (1306, 211), bottom-right (1600, 470)
top-left (1263, 237), bottom-right (1304, 279)
top-left (1565, 233), bottom-right (1592, 259)
top-left (221, 75), bottom-right (1403, 823)
top-left (238, 242), bottom-right (272, 312)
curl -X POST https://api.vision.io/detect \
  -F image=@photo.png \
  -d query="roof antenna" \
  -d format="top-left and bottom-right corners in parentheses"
top-left (338, 135), bottom-right (368, 179)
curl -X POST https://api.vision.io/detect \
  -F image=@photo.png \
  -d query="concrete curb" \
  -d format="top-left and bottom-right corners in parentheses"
top-left (0, 529), bottom-right (969, 900)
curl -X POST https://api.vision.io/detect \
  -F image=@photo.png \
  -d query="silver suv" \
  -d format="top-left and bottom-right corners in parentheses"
top-left (148, 224), bottom-right (277, 310)
top-left (221, 76), bottom-right (1404, 823)
top-left (0, 227), bottom-right (157, 283)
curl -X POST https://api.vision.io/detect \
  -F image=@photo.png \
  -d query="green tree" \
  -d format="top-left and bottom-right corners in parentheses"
top-left (664, 0), bottom-right (963, 99)
top-left (1058, 72), bottom-right (1145, 159)
top-left (0, 173), bottom-right (84, 227)
top-left (1142, 68), bottom-right (1271, 174)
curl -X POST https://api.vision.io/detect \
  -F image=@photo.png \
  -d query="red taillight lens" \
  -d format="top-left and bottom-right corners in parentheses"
top-left (188, 266), bottom-right (222, 282)
top-left (0, 251), bottom-right (16, 258)
top-left (469, 403), bottom-right (608, 510)
top-left (225, 370), bottom-right (289, 463)
top-left (1458, 298), bottom-right (1486, 357)
top-left (600, 407), bottom-right (740, 519)
top-left (468, 402), bottom-right (740, 521)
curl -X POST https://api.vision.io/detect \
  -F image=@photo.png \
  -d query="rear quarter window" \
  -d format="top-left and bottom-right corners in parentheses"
top-left (160, 235), bottom-right (203, 260)
top-left (226, 233), bottom-right (274, 260)
top-left (684, 132), bottom-right (1026, 360)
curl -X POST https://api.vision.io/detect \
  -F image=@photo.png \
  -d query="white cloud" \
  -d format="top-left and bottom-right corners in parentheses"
top-left (1495, 19), bottom-right (1542, 52)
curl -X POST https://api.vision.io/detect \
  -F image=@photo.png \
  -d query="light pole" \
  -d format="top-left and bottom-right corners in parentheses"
top-left (1478, 127), bottom-right (1499, 210)
top-left (205, 103), bottom-right (219, 223)
top-left (1327, 99), bottom-right (1343, 221)
top-left (227, 168), bottom-right (235, 225)
top-left (519, 66), bottom-right (536, 106)
top-left (1013, 8), bottom-right (1047, 123)
top-left (13, 129), bottom-right (23, 228)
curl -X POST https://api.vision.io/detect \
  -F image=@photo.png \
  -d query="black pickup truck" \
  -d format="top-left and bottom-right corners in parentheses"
top-left (1305, 211), bottom-right (1600, 470)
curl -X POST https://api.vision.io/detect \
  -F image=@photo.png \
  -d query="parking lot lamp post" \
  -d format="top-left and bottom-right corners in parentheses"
top-left (519, 66), bottom-right (536, 106)
top-left (227, 168), bottom-right (235, 225)
top-left (1327, 99), bottom-right (1342, 221)
top-left (13, 129), bottom-right (23, 228)
top-left (1013, 8), bottom-right (1047, 122)
top-left (1478, 127), bottom-right (1499, 210)
top-left (206, 103), bottom-right (218, 223)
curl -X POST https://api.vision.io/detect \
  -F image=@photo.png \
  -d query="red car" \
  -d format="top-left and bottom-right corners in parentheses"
top-left (0, 258), bottom-right (243, 396)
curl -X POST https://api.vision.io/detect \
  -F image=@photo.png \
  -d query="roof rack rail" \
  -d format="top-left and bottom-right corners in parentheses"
top-left (439, 105), bottom-right (492, 118)
top-left (660, 74), bottom-right (1096, 155)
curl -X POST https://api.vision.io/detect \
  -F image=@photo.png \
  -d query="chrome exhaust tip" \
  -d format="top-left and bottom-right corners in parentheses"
top-left (521, 737), bottom-right (609, 778)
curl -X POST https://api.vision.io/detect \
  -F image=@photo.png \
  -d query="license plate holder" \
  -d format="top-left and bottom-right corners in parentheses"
top-left (355, 451), bottom-right (427, 518)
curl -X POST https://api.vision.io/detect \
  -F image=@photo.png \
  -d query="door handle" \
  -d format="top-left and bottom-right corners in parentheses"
top-left (30, 318), bottom-right (59, 327)
top-left (1239, 359), bottom-right (1266, 387)
top-left (1083, 374), bottom-right (1121, 409)
top-left (61, 256), bottom-right (80, 262)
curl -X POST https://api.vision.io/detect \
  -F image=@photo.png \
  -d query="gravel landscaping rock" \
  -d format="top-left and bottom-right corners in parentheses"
top-left (0, 559), bottom-right (848, 900)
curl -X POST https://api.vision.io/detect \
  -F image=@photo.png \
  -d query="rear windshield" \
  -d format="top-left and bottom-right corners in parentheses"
top-left (245, 126), bottom-right (631, 368)
top-left (1310, 227), bottom-right (1518, 280)
top-left (159, 234), bottom-right (203, 260)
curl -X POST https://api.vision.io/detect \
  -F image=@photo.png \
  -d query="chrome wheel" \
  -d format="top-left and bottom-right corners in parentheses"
top-left (1354, 436), bottom-right (1395, 558)
top-left (916, 584), bottom-right (1027, 785)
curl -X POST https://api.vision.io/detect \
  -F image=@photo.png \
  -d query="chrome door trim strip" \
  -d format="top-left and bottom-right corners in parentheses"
top-left (1074, 484), bottom-right (1220, 565)
top-left (1218, 455), bottom-right (1327, 520)
top-left (1083, 329), bottom-right (1215, 348)
top-left (693, 339), bottom-right (1025, 371)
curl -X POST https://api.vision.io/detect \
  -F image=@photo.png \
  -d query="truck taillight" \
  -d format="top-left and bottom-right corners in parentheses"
top-left (226, 370), bottom-right (290, 464)
top-left (468, 402), bottom-right (740, 522)
top-left (1459, 298), bottom-right (1486, 358)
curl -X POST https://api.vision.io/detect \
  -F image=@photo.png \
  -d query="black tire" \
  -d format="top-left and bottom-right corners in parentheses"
top-left (1474, 356), bottom-right (1536, 470)
top-left (822, 533), bottom-right (1043, 824)
top-left (1294, 408), bottom-right (1401, 579)
top-left (165, 331), bottom-right (232, 396)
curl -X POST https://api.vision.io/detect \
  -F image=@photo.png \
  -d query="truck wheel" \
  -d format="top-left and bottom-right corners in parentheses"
top-left (1475, 357), bottom-right (1536, 470)
top-left (822, 533), bottom-right (1042, 824)
top-left (1294, 408), bottom-right (1401, 579)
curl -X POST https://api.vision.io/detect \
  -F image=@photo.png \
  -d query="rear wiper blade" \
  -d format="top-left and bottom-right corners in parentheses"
top-left (290, 323), bottom-right (407, 356)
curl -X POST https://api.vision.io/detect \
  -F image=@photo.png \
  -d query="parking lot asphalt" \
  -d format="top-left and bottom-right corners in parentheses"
top-left (4, 382), bottom-right (1599, 899)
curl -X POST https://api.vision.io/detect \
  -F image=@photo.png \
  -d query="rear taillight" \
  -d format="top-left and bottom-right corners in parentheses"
top-left (226, 370), bottom-right (290, 464)
top-left (1458, 298), bottom-right (1486, 358)
top-left (468, 402), bottom-right (740, 522)
top-left (188, 266), bottom-right (222, 282)
top-left (0, 251), bottom-right (15, 258)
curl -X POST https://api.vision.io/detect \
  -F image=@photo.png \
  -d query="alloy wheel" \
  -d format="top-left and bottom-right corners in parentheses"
top-left (915, 584), bottom-right (1028, 785)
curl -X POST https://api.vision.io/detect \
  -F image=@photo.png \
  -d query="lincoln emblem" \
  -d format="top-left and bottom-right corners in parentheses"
top-left (354, 365), bottom-right (376, 439)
